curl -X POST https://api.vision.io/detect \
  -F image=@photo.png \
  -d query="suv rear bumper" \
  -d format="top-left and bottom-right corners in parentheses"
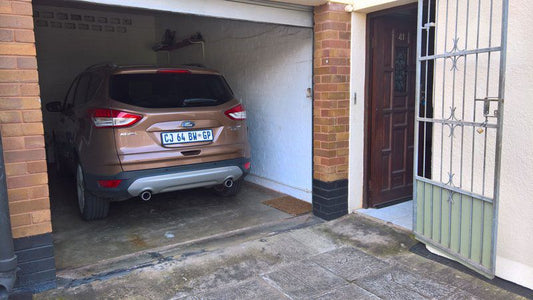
top-left (83, 158), bottom-right (250, 201)
top-left (127, 166), bottom-right (242, 196)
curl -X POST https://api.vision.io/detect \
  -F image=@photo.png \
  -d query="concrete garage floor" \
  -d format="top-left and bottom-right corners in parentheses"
top-left (49, 171), bottom-right (313, 271)
top-left (37, 213), bottom-right (529, 299)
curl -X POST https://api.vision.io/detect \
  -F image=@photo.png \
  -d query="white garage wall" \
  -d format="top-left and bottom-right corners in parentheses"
top-left (154, 14), bottom-right (313, 201)
top-left (34, 5), bottom-right (157, 141)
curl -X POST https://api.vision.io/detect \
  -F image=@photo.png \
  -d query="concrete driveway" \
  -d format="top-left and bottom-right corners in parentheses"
top-left (36, 213), bottom-right (530, 299)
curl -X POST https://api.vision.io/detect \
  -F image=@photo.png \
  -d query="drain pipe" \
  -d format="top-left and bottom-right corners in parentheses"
top-left (0, 134), bottom-right (17, 299)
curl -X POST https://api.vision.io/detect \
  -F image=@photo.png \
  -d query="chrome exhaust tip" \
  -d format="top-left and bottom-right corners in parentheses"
top-left (140, 190), bottom-right (152, 201)
top-left (224, 178), bottom-right (234, 188)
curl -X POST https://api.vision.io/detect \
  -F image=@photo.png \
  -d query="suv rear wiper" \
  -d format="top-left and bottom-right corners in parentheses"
top-left (183, 98), bottom-right (218, 106)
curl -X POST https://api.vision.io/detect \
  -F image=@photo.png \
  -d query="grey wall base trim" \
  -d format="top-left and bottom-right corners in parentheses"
top-left (11, 233), bottom-right (56, 294)
top-left (312, 179), bottom-right (348, 220)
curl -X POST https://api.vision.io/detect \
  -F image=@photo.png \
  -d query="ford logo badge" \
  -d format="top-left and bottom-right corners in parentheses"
top-left (181, 121), bottom-right (195, 128)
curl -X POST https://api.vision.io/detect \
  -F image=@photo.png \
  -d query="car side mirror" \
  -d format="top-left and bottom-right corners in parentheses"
top-left (46, 101), bottom-right (63, 112)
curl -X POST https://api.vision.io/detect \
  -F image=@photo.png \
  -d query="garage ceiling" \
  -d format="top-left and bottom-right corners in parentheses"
top-left (227, 0), bottom-right (313, 11)
top-left (271, 0), bottom-right (352, 5)
top-left (236, 0), bottom-right (355, 9)
top-left (40, 0), bottom-right (315, 27)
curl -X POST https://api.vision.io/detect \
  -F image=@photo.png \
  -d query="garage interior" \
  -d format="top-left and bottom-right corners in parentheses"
top-left (33, 0), bottom-right (316, 274)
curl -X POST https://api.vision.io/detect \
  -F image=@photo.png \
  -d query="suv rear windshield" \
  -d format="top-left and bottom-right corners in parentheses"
top-left (109, 73), bottom-right (234, 108)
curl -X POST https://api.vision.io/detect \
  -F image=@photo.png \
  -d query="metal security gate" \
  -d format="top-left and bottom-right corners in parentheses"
top-left (413, 0), bottom-right (508, 277)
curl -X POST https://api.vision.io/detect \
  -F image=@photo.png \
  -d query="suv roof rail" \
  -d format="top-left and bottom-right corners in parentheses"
top-left (85, 62), bottom-right (117, 71)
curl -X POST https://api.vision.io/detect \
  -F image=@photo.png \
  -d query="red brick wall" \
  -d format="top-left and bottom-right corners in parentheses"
top-left (0, 0), bottom-right (51, 238)
top-left (313, 3), bottom-right (351, 183)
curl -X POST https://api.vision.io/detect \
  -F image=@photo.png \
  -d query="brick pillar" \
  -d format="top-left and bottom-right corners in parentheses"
top-left (0, 0), bottom-right (55, 292)
top-left (312, 3), bottom-right (351, 220)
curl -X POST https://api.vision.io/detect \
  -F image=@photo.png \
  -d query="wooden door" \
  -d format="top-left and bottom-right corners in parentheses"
top-left (368, 16), bottom-right (416, 207)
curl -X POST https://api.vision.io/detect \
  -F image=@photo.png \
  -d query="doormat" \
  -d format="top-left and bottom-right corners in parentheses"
top-left (263, 196), bottom-right (312, 216)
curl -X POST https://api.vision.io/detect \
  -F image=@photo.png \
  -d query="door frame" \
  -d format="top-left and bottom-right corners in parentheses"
top-left (363, 3), bottom-right (418, 209)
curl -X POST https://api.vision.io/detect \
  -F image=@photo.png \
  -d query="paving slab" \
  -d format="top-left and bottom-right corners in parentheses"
top-left (184, 278), bottom-right (289, 300)
top-left (311, 247), bottom-right (391, 281)
top-left (391, 252), bottom-right (528, 299)
top-left (287, 227), bottom-right (339, 255)
top-left (262, 260), bottom-right (347, 299)
top-left (312, 284), bottom-right (380, 300)
top-left (354, 266), bottom-right (454, 299)
top-left (314, 213), bottom-right (418, 258)
top-left (440, 288), bottom-right (481, 300)
top-left (34, 214), bottom-right (530, 300)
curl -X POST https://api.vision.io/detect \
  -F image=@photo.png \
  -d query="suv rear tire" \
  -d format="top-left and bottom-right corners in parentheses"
top-left (213, 178), bottom-right (243, 197)
top-left (76, 164), bottom-right (109, 220)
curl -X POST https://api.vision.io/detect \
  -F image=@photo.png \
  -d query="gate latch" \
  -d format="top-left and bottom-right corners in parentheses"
top-left (475, 97), bottom-right (501, 118)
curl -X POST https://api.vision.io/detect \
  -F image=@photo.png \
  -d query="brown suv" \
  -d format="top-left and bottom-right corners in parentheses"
top-left (46, 64), bottom-right (251, 220)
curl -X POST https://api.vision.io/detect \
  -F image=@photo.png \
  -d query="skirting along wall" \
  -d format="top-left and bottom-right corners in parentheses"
top-left (0, 0), bottom-right (55, 292)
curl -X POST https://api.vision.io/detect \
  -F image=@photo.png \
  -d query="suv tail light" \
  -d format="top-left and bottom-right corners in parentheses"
top-left (224, 104), bottom-right (246, 120)
top-left (90, 109), bottom-right (142, 128)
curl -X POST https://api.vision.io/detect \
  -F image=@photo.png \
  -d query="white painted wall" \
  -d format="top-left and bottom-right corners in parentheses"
top-left (154, 13), bottom-right (313, 201)
top-left (432, 0), bottom-right (501, 198)
top-left (432, 0), bottom-right (533, 289)
top-left (348, 12), bottom-right (367, 211)
top-left (34, 5), bottom-right (157, 148)
top-left (495, 1), bottom-right (533, 290)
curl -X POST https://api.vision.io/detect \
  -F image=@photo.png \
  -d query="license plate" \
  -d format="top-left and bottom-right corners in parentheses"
top-left (161, 130), bottom-right (213, 145)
